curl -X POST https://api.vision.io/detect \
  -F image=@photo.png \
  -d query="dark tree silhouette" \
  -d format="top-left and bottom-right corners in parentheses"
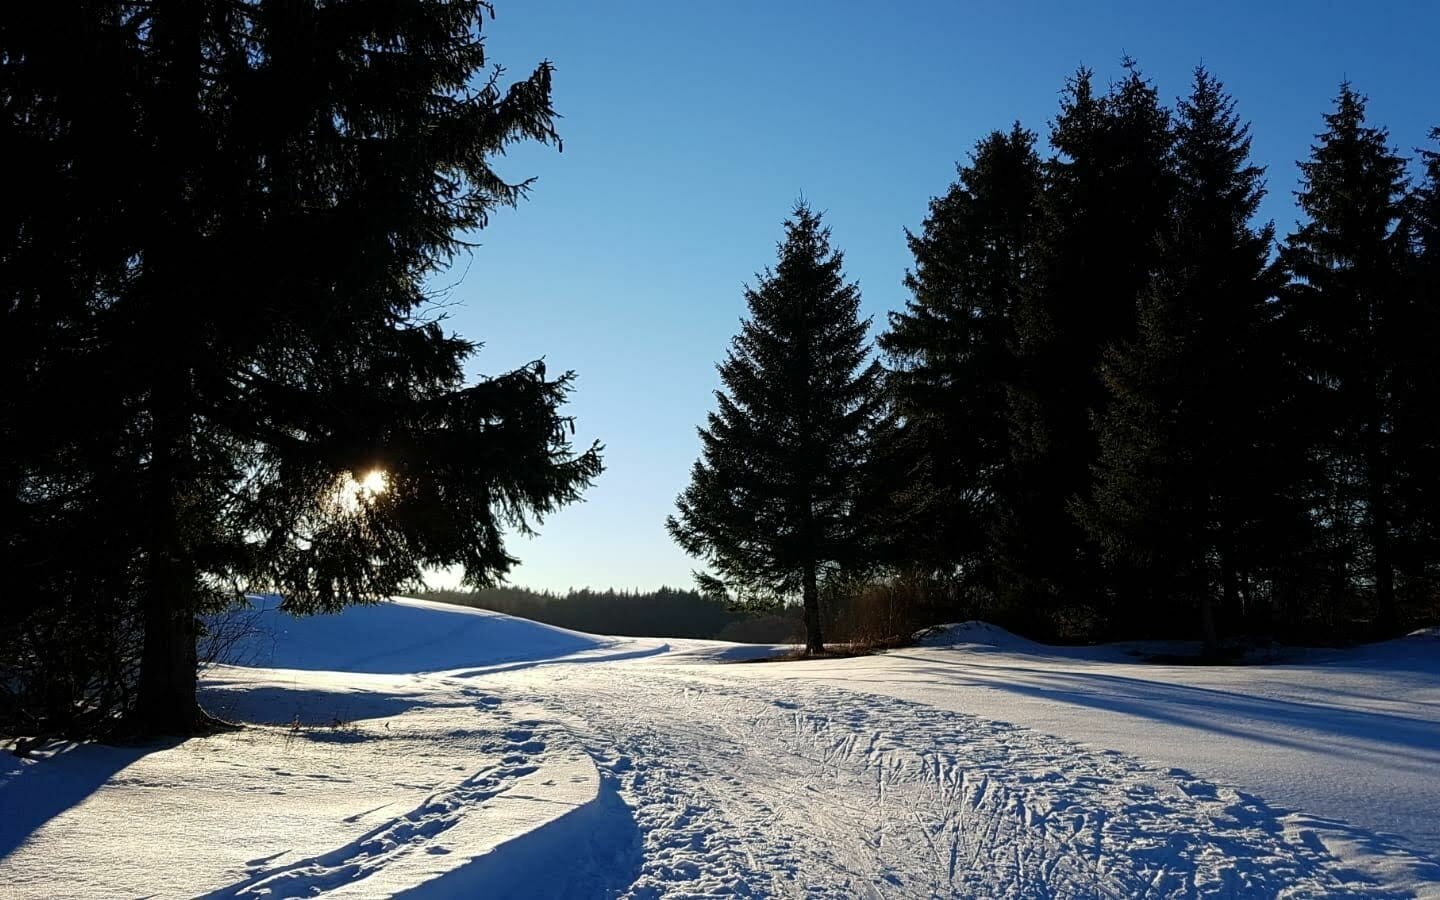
top-left (1080, 68), bottom-right (1298, 654)
top-left (1279, 84), bottom-right (1411, 633)
top-left (880, 124), bottom-right (1043, 590)
top-left (668, 204), bottom-right (889, 654)
top-left (2, 3), bottom-right (154, 733)
top-left (872, 65), bottom-right (1437, 644)
top-left (1000, 62), bottom-right (1176, 629)
top-left (1, 1), bottom-right (600, 735)
top-left (1396, 130), bottom-right (1440, 598)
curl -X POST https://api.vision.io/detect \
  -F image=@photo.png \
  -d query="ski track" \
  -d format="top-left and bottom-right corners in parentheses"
top-left (197, 692), bottom-right (563, 899)
top-left (13, 601), bottom-right (1434, 898)
top-left (483, 664), bottom-right (1414, 899)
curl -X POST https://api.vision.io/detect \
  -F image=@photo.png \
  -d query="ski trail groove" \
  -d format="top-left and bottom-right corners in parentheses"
top-left (197, 699), bottom-right (561, 899)
top-left (493, 663), bottom-right (1418, 899)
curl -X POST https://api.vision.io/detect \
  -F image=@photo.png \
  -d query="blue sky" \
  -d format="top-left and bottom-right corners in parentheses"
top-left (432, 0), bottom-right (1439, 593)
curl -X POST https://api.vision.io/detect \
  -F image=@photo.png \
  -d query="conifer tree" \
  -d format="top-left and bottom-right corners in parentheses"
top-left (1, 3), bottom-right (153, 732)
top-left (999, 62), bottom-right (1175, 629)
top-left (668, 204), bottom-right (889, 654)
top-left (1393, 129), bottom-right (1440, 598)
top-left (880, 125), bottom-right (1043, 590)
top-left (1279, 84), bottom-right (1411, 632)
top-left (1080, 69), bottom-right (1295, 652)
top-left (2, 1), bottom-right (601, 735)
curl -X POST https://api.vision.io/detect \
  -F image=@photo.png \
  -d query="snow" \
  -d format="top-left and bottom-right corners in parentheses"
top-left (721, 621), bottom-right (1440, 884)
top-left (232, 593), bottom-right (609, 673)
top-left (3, 597), bottom-right (1438, 898)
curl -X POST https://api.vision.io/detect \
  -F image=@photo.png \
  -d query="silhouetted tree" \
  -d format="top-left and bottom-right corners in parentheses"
top-left (1279, 84), bottom-right (1411, 633)
top-left (668, 204), bottom-right (889, 654)
top-left (2, 1), bottom-right (600, 736)
top-left (1080, 69), bottom-right (1297, 653)
top-left (999, 61), bottom-right (1176, 631)
top-left (1393, 129), bottom-right (1440, 603)
top-left (1, 3), bottom-right (165, 734)
top-left (880, 124), bottom-right (1043, 591)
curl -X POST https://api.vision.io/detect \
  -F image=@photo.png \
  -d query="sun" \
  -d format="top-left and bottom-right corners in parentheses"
top-left (357, 469), bottom-right (388, 497)
top-left (333, 468), bottom-right (389, 513)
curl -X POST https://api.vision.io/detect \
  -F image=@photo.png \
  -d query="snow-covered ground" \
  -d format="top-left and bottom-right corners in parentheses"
top-left (3, 597), bottom-right (1438, 898)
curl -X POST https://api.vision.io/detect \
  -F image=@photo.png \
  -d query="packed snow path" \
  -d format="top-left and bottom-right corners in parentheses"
top-left (4, 600), bottom-right (1438, 897)
top-left (486, 662), bottom-right (1431, 899)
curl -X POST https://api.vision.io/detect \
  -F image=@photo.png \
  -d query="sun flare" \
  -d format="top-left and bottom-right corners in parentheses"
top-left (333, 468), bottom-right (389, 513)
top-left (358, 469), bottom-right (388, 497)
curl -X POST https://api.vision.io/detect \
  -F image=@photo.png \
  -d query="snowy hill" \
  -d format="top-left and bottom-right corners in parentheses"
top-left (230, 594), bottom-right (620, 673)
top-left (4, 598), bottom-right (1439, 898)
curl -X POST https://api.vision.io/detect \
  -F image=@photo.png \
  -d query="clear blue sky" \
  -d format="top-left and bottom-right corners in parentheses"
top-left (432, 0), bottom-right (1439, 594)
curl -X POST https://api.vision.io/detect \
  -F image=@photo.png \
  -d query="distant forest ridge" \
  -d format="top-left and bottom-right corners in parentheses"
top-left (417, 586), bottom-right (802, 643)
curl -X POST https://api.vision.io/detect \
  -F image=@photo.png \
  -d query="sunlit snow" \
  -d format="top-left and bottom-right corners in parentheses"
top-left (3, 598), bottom-right (1438, 897)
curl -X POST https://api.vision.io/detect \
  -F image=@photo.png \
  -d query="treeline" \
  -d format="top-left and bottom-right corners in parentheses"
top-left (419, 586), bottom-right (801, 643)
top-left (672, 63), bottom-right (1440, 654)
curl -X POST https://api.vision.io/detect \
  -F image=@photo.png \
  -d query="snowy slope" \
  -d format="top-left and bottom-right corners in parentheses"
top-left (232, 593), bottom-right (614, 672)
top-left (3, 599), bottom-right (1438, 898)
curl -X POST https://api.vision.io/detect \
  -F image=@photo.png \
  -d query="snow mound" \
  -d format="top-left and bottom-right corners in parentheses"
top-left (221, 595), bottom-right (607, 674)
top-left (914, 620), bottom-right (1047, 652)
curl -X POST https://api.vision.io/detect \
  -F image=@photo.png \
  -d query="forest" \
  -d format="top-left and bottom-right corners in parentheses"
top-left (2, 0), bottom-right (1436, 739)
top-left (419, 586), bottom-right (801, 643)
top-left (670, 64), bottom-right (1440, 656)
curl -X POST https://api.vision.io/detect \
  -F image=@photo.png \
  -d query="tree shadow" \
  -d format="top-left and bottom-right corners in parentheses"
top-left (445, 642), bottom-right (670, 678)
top-left (884, 654), bottom-right (1440, 764)
top-left (0, 739), bottom-right (177, 861)
top-left (389, 773), bottom-right (643, 899)
top-left (198, 681), bottom-right (423, 726)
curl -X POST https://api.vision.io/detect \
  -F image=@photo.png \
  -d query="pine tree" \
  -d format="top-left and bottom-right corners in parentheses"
top-left (2, 1), bottom-right (601, 736)
top-left (1393, 129), bottom-right (1440, 600)
top-left (1080, 68), bottom-right (1293, 652)
top-left (879, 124), bottom-right (1043, 591)
top-left (1279, 84), bottom-right (1411, 633)
top-left (668, 204), bottom-right (889, 654)
top-left (998, 62), bottom-right (1175, 630)
top-left (2, 3), bottom-right (162, 733)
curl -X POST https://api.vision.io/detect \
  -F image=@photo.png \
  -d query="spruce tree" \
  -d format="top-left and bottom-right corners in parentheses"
top-left (668, 204), bottom-right (889, 654)
top-left (2, 1), bottom-right (601, 736)
top-left (880, 125), bottom-right (1043, 591)
top-left (1279, 84), bottom-right (1411, 632)
top-left (1393, 129), bottom-right (1440, 599)
top-left (2, 2), bottom-right (164, 732)
top-left (1080, 68), bottom-right (1293, 652)
top-left (999, 62), bottom-right (1175, 630)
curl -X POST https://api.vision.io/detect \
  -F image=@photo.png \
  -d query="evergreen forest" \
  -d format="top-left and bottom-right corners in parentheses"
top-left (671, 65), bottom-right (1440, 656)
top-left (3, 0), bottom-right (1437, 738)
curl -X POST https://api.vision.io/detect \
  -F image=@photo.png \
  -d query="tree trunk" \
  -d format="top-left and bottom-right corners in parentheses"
top-left (1365, 403), bottom-right (1396, 632)
top-left (1220, 548), bottom-right (1239, 625)
top-left (1197, 590), bottom-right (1219, 660)
top-left (1368, 485), bottom-right (1396, 632)
top-left (1219, 513), bottom-right (1238, 643)
top-left (1195, 493), bottom-right (1224, 660)
top-left (132, 0), bottom-right (205, 736)
top-left (802, 560), bottom-right (825, 655)
top-left (135, 570), bottom-right (201, 735)
top-left (134, 383), bottom-right (203, 736)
